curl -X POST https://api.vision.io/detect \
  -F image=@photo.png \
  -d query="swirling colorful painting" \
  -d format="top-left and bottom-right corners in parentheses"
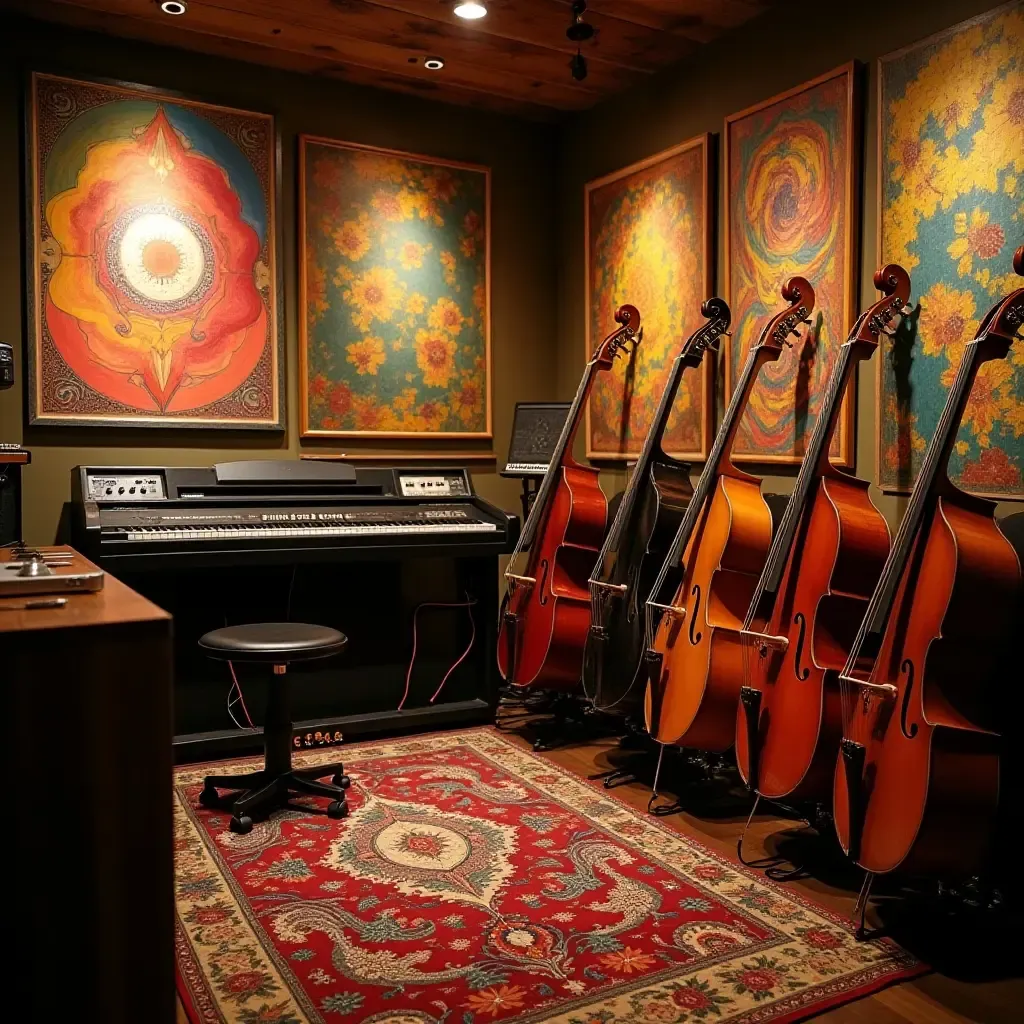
top-left (585, 136), bottom-right (712, 460)
top-left (725, 64), bottom-right (858, 465)
top-left (878, 3), bottom-right (1023, 498)
top-left (27, 74), bottom-right (281, 429)
top-left (300, 138), bottom-right (490, 439)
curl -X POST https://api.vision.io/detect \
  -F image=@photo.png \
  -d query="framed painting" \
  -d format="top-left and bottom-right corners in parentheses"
top-left (26, 73), bottom-right (282, 429)
top-left (584, 134), bottom-right (713, 461)
top-left (299, 137), bottom-right (490, 439)
top-left (724, 63), bottom-right (859, 465)
top-left (877, 2), bottom-right (1023, 499)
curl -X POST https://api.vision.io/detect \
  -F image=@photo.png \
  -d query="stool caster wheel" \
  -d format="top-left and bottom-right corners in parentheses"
top-left (230, 815), bottom-right (253, 835)
top-left (199, 785), bottom-right (220, 808)
top-left (332, 774), bottom-right (351, 790)
top-left (327, 800), bottom-right (349, 820)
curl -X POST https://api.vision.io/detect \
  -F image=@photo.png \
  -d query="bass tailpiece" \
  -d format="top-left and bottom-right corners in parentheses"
top-left (840, 738), bottom-right (867, 864)
top-left (739, 685), bottom-right (762, 793)
top-left (644, 649), bottom-right (665, 730)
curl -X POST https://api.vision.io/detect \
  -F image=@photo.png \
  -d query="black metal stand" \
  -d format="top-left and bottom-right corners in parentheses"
top-left (517, 476), bottom-right (541, 522)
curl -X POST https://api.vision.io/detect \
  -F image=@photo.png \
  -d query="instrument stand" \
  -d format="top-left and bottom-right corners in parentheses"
top-left (509, 475), bottom-right (540, 523)
top-left (496, 687), bottom-right (625, 751)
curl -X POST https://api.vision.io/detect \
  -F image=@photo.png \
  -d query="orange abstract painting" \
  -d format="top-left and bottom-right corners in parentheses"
top-left (585, 136), bottom-right (713, 460)
top-left (725, 65), bottom-right (858, 465)
top-left (27, 74), bottom-right (282, 429)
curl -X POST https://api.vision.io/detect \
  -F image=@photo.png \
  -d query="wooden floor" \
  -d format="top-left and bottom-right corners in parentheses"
top-left (176, 720), bottom-right (1023, 1023)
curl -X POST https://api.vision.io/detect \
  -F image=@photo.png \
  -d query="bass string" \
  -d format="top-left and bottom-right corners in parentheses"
top-left (592, 349), bottom-right (686, 576)
top-left (741, 341), bottom-right (857, 633)
top-left (837, 339), bottom-right (979, 732)
top-left (646, 341), bottom-right (763, 614)
top-left (592, 322), bottom-right (716, 584)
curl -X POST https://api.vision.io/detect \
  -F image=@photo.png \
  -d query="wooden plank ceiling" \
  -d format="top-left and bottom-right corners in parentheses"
top-left (7, 0), bottom-right (771, 120)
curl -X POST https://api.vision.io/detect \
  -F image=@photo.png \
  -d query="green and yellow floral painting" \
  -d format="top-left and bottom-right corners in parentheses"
top-left (300, 137), bottom-right (490, 438)
top-left (878, 3), bottom-right (1023, 497)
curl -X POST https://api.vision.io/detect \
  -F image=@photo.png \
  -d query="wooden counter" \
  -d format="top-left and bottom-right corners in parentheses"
top-left (5, 549), bottom-right (174, 1024)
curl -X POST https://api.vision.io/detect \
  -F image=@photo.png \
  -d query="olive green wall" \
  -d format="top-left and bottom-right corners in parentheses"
top-left (554, 0), bottom-right (1018, 526)
top-left (0, 15), bottom-right (558, 545)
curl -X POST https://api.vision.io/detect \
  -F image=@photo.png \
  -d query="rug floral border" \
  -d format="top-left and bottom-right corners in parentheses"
top-left (174, 728), bottom-right (925, 1024)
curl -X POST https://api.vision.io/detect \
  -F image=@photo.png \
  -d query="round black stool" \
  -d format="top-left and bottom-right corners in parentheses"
top-left (197, 623), bottom-right (350, 834)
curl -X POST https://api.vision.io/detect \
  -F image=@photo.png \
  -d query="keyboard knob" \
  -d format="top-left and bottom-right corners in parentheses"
top-left (118, 487), bottom-right (125, 494)
top-left (129, 487), bottom-right (136, 494)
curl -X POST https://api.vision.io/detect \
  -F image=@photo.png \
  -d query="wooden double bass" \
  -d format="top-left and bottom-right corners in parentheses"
top-left (498, 305), bottom-right (641, 689)
top-left (835, 247), bottom-right (1023, 885)
top-left (644, 279), bottom-right (815, 750)
top-left (583, 299), bottom-right (730, 715)
top-left (735, 266), bottom-right (912, 805)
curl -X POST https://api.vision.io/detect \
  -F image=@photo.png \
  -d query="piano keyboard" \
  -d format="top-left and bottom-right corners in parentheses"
top-left (116, 520), bottom-right (498, 542)
top-left (504, 462), bottom-right (549, 475)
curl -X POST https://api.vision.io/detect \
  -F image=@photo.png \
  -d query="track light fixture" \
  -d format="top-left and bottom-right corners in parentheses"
top-left (453, 2), bottom-right (488, 19)
top-left (159, 0), bottom-right (187, 14)
top-left (566, 1), bottom-right (593, 82)
top-left (423, 57), bottom-right (446, 71)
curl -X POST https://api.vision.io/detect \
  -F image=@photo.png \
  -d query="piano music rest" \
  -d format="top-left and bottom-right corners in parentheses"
top-left (197, 622), bottom-right (351, 834)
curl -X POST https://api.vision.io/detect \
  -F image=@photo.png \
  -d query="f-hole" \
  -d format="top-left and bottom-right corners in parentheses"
top-left (899, 658), bottom-right (918, 739)
top-left (688, 584), bottom-right (702, 645)
top-left (792, 612), bottom-right (810, 681)
top-left (538, 559), bottom-right (550, 606)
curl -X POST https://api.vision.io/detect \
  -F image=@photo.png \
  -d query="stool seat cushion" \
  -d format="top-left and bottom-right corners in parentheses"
top-left (199, 622), bottom-right (347, 663)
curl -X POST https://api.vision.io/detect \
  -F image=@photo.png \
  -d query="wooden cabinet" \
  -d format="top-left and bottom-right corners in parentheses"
top-left (3, 552), bottom-right (174, 1023)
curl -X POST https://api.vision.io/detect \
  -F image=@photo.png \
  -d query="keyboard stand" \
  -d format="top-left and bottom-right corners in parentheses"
top-left (500, 469), bottom-right (543, 523)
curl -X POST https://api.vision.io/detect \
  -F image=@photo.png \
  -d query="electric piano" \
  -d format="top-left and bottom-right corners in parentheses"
top-left (66, 460), bottom-right (519, 761)
top-left (71, 461), bottom-right (517, 569)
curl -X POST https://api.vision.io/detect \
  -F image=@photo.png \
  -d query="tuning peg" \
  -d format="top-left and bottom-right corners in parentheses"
top-left (881, 322), bottom-right (899, 337)
top-left (802, 318), bottom-right (813, 326)
top-left (901, 304), bottom-right (914, 316)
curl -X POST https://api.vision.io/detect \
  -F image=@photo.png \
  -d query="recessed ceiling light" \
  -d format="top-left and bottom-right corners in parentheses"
top-left (160, 0), bottom-right (187, 14)
top-left (423, 57), bottom-right (446, 70)
top-left (454, 2), bottom-right (488, 19)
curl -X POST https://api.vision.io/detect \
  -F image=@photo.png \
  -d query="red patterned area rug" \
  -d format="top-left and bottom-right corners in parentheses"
top-left (174, 729), bottom-right (924, 1024)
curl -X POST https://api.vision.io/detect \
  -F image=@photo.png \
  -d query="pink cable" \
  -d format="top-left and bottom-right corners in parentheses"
top-left (228, 660), bottom-right (256, 728)
top-left (397, 597), bottom-right (478, 711)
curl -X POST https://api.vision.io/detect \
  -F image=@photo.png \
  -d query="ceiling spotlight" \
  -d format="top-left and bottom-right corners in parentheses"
top-left (423, 57), bottom-right (446, 70)
top-left (453, 2), bottom-right (488, 19)
top-left (566, 1), bottom-right (594, 43)
top-left (159, 0), bottom-right (187, 14)
top-left (570, 51), bottom-right (588, 81)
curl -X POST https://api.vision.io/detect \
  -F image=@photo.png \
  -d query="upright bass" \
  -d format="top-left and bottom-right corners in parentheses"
top-left (735, 266), bottom-right (912, 805)
top-left (835, 247), bottom-right (1023, 883)
top-left (583, 298), bottom-right (730, 715)
top-left (499, 305), bottom-right (641, 689)
top-left (644, 279), bottom-right (815, 751)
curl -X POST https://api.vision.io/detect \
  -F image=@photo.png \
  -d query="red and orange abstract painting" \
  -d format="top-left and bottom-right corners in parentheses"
top-left (27, 74), bottom-right (282, 428)
top-left (725, 64), bottom-right (859, 465)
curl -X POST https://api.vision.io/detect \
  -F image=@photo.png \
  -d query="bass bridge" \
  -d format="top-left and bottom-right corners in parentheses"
top-left (738, 629), bottom-right (789, 658)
